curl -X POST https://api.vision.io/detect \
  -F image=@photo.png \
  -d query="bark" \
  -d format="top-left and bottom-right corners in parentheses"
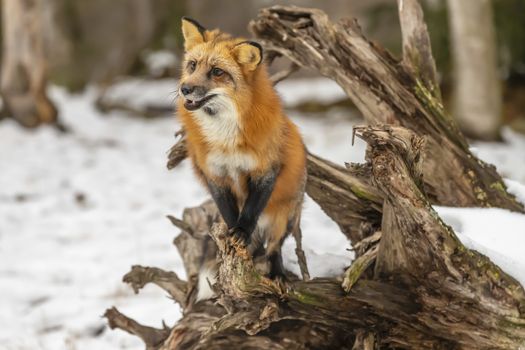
top-left (447, 0), bottom-right (502, 141)
top-left (305, 152), bottom-right (382, 243)
top-left (105, 307), bottom-right (171, 350)
top-left (123, 266), bottom-right (188, 308)
top-left (249, 5), bottom-right (522, 212)
top-left (1, 0), bottom-right (58, 128)
top-left (106, 126), bottom-right (525, 349)
top-left (397, 0), bottom-right (441, 102)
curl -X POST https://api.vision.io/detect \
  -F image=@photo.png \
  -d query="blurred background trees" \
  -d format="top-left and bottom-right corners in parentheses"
top-left (1, 0), bottom-right (58, 128)
top-left (447, 0), bottom-right (502, 141)
top-left (447, 0), bottom-right (502, 140)
top-left (1, 0), bottom-right (525, 140)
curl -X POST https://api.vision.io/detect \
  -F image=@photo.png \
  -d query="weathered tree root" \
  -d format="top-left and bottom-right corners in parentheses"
top-left (291, 225), bottom-right (310, 281)
top-left (166, 130), bottom-right (188, 171)
top-left (342, 243), bottom-right (378, 292)
top-left (306, 152), bottom-right (382, 242)
top-left (123, 266), bottom-right (188, 307)
top-left (249, 5), bottom-right (523, 212)
top-left (106, 3), bottom-right (525, 348)
top-left (107, 125), bottom-right (525, 349)
top-left (355, 125), bottom-right (525, 349)
top-left (104, 307), bottom-right (171, 350)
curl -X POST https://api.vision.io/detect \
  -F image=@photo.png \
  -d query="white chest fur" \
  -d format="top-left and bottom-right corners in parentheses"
top-left (194, 94), bottom-right (240, 149)
top-left (206, 151), bottom-right (257, 178)
top-left (206, 151), bottom-right (256, 195)
top-left (194, 93), bottom-right (257, 186)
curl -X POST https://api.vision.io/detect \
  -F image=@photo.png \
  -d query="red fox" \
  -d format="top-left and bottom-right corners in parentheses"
top-left (177, 17), bottom-right (306, 298)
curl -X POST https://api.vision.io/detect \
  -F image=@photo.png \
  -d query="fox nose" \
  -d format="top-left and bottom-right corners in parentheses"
top-left (181, 84), bottom-right (194, 96)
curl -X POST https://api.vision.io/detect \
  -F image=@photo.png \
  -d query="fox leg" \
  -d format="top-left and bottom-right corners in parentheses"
top-left (232, 169), bottom-right (278, 245)
top-left (265, 211), bottom-right (289, 279)
top-left (206, 180), bottom-right (239, 229)
top-left (193, 161), bottom-right (238, 228)
top-left (268, 247), bottom-right (286, 279)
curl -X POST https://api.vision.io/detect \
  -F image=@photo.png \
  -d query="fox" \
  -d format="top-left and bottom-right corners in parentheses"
top-left (177, 17), bottom-right (307, 299)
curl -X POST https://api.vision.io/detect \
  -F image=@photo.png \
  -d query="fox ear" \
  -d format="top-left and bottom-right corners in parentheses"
top-left (232, 41), bottom-right (263, 71)
top-left (181, 17), bottom-right (206, 51)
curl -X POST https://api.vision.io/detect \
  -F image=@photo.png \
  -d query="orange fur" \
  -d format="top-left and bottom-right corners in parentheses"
top-left (177, 19), bottom-right (306, 255)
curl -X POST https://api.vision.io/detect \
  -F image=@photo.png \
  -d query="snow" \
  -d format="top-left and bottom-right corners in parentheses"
top-left (435, 205), bottom-right (525, 287)
top-left (0, 81), bottom-right (354, 350)
top-left (471, 127), bottom-right (525, 183)
top-left (506, 179), bottom-right (525, 205)
top-left (1, 77), bottom-right (525, 349)
top-left (0, 87), bottom-right (190, 350)
top-left (275, 78), bottom-right (349, 107)
top-left (98, 77), bottom-right (178, 113)
top-left (143, 50), bottom-right (178, 77)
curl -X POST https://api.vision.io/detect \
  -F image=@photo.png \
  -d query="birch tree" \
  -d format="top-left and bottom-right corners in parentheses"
top-left (1, 0), bottom-right (58, 128)
top-left (447, 0), bottom-right (502, 140)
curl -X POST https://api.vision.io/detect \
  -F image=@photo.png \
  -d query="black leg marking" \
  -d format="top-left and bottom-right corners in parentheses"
top-left (268, 251), bottom-right (286, 280)
top-left (207, 181), bottom-right (239, 229)
top-left (235, 168), bottom-right (279, 240)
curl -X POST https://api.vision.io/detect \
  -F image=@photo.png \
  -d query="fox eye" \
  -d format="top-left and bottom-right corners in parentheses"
top-left (211, 67), bottom-right (224, 77)
top-left (188, 61), bottom-right (196, 72)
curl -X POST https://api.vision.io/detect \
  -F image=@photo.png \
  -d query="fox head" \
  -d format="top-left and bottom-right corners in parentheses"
top-left (179, 17), bottom-right (264, 117)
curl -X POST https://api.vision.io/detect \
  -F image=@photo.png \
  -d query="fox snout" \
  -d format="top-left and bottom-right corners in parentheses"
top-left (180, 84), bottom-right (206, 98)
top-left (180, 83), bottom-right (216, 112)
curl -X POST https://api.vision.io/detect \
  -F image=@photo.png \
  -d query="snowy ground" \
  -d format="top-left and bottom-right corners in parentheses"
top-left (1, 78), bottom-right (524, 349)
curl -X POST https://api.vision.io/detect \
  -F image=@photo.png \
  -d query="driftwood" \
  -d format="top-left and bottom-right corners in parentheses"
top-left (105, 2), bottom-right (525, 349)
top-left (1, 0), bottom-right (58, 128)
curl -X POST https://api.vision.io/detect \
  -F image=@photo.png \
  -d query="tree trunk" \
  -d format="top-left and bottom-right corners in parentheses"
top-left (447, 0), bottom-right (502, 141)
top-left (1, 0), bottom-right (58, 128)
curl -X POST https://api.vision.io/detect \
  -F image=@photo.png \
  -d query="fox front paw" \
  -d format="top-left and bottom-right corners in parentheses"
top-left (228, 227), bottom-right (250, 246)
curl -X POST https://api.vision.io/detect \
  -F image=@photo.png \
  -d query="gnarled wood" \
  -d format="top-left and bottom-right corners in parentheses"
top-left (356, 125), bottom-right (525, 348)
top-left (249, 5), bottom-right (523, 212)
top-left (123, 266), bottom-right (188, 308)
top-left (108, 125), bottom-right (525, 349)
top-left (306, 153), bottom-right (382, 242)
top-left (397, 0), bottom-right (441, 102)
top-left (106, 4), bottom-right (525, 349)
top-left (104, 307), bottom-right (171, 350)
